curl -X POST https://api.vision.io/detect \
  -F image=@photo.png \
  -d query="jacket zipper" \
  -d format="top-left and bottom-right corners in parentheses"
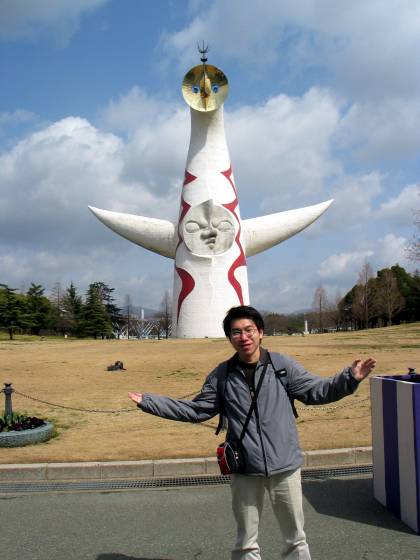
top-left (250, 370), bottom-right (269, 477)
top-left (254, 400), bottom-right (268, 477)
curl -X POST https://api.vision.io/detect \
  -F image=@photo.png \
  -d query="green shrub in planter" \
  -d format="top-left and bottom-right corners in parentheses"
top-left (0, 412), bottom-right (46, 432)
top-left (0, 413), bottom-right (54, 447)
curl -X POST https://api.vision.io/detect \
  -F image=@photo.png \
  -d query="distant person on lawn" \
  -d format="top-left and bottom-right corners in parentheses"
top-left (129, 305), bottom-right (376, 560)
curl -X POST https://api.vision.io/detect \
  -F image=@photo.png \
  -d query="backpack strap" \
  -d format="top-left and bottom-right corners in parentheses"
top-left (268, 352), bottom-right (299, 418)
top-left (215, 357), bottom-right (235, 435)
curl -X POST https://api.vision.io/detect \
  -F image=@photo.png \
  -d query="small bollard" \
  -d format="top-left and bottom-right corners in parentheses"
top-left (3, 382), bottom-right (14, 419)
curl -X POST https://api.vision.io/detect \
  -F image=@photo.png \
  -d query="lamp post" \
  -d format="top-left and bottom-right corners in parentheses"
top-left (3, 382), bottom-right (14, 419)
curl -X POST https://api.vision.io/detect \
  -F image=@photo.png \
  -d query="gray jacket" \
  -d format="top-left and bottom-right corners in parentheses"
top-left (139, 348), bottom-right (360, 476)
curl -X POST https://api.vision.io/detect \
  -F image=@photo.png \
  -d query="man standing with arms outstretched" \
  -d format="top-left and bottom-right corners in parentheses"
top-left (129, 305), bottom-right (376, 559)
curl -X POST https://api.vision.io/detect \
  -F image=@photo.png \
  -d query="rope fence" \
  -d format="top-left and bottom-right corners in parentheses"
top-left (3, 383), bottom-right (371, 420)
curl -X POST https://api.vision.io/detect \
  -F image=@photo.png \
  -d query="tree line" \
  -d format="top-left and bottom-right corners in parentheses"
top-left (0, 281), bottom-right (123, 340)
top-left (309, 264), bottom-right (419, 333)
top-left (1, 264), bottom-right (419, 340)
top-left (262, 264), bottom-right (419, 335)
top-left (0, 281), bottom-right (173, 341)
top-left (336, 264), bottom-right (419, 330)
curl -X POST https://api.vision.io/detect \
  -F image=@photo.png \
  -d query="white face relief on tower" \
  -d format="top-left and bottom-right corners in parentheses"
top-left (182, 200), bottom-right (236, 257)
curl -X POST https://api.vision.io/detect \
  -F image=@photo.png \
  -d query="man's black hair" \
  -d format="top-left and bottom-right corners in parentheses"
top-left (223, 305), bottom-right (265, 337)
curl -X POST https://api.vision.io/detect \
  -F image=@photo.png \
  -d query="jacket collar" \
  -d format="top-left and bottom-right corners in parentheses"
top-left (231, 347), bottom-right (268, 369)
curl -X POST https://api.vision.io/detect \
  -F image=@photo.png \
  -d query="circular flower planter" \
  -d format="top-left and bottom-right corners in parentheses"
top-left (0, 422), bottom-right (54, 447)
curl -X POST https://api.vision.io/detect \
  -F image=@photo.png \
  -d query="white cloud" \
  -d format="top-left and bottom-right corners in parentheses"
top-left (98, 86), bottom-right (189, 201)
top-left (0, 110), bottom-right (36, 127)
top-left (0, 0), bottom-right (108, 45)
top-left (336, 96), bottom-right (420, 163)
top-left (376, 184), bottom-right (419, 225)
top-left (119, 113), bottom-right (188, 201)
top-left (375, 233), bottom-right (410, 269)
top-left (306, 171), bottom-right (383, 236)
top-left (0, 110), bottom-right (40, 150)
top-left (99, 86), bottom-right (177, 134)
top-left (250, 269), bottom-right (313, 314)
top-left (226, 87), bottom-right (342, 212)
top-left (318, 250), bottom-right (374, 280)
top-left (318, 233), bottom-right (410, 283)
top-left (330, 172), bottom-right (383, 217)
top-left (0, 243), bottom-right (173, 308)
top-left (249, 230), bottom-right (412, 313)
top-left (0, 254), bottom-right (32, 284)
top-left (0, 106), bottom-right (186, 307)
top-left (1, 116), bottom-right (121, 218)
top-left (161, 1), bottom-right (420, 101)
top-left (160, 2), bottom-right (291, 73)
top-left (0, 116), bottom-right (177, 252)
top-left (323, 2), bottom-right (420, 100)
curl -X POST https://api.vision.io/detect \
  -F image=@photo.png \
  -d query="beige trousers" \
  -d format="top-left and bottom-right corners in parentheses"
top-left (231, 468), bottom-right (311, 560)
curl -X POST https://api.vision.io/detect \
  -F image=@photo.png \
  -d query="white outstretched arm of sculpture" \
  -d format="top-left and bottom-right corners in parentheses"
top-left (88, 206), bottom-right (177, 259)
top-left (242, 199), bottom-right (334, 257)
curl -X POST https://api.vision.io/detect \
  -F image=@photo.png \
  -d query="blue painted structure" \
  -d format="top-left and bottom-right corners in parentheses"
top-left (370, 374), bottom-right (420, 534)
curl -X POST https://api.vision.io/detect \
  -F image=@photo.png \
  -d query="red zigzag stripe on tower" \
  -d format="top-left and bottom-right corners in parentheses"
top-left (176, 170), bottom-right (197, 320)
top-left (221, 167), bottom-right (246, 305)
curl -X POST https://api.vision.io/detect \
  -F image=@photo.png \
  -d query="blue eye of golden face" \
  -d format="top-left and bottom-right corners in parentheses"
top-left (191, 85), bottom-right (199, 94)
top-left (212, 84), bottom-right (219, 93)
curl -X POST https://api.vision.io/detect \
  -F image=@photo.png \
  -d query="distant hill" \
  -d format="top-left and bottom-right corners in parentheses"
top-left (261, 309), bottom-right (310, 316)
top-left (120, 305), bottom-right (158, 318)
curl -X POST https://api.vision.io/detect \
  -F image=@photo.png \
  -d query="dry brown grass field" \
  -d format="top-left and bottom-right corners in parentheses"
top-left (1, 323), bottom-right (419, 464)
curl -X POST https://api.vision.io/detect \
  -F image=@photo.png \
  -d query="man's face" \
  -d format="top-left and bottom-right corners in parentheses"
top-left (229, 318), bottom-right (263, 363)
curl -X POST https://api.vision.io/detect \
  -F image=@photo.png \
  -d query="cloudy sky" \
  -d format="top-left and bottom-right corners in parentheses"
top-left (0, 0), bottom-right (419, 314)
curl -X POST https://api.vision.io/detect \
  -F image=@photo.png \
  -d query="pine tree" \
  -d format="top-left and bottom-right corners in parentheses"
top-left (91, 281), bottom-right (123, 335)
top-left (26, 283), bottom-right (53, 335)
top-left (0, 284), bottom-right (29, 340)
top-left (62, 282), bottom-right (83, 336)
top-left (80, 284), bottom-right (112, 339)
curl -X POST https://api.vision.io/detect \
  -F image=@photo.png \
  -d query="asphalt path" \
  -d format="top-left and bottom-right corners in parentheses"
top-left (0, 475), bottom-right (418, 560)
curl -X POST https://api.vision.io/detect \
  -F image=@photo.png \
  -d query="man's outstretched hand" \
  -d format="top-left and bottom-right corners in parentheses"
top-left (351, 357), bottom-right (377, 381)
top-left (128, 392), bottom-right (143, 405)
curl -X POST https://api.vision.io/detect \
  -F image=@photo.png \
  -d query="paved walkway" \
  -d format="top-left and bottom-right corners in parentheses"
top-left (1, 474), bottom-right (418, 560)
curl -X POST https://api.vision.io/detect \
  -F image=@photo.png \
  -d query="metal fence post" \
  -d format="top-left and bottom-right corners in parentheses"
top-left (3, 382), bottom-right (14, 419)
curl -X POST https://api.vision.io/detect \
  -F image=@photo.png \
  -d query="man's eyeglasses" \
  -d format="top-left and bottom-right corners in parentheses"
top-left (231, 327), bottom-right (258, 339)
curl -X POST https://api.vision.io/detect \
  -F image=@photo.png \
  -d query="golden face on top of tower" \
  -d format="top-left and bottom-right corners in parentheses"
top-left (182, 64), bottom-right (229, 112)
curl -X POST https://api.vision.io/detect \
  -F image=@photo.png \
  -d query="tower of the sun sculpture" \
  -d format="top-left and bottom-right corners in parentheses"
top-left (89, 48), bottom-right (333, 338)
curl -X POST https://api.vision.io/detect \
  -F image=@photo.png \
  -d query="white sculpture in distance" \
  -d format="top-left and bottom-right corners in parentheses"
top-left (89, 49), bottom-right (333, 338)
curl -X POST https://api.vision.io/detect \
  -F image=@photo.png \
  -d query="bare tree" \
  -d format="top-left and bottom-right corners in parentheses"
top-left (352, 262), bottom-right (376, 329)
top-left (50, 281), bottom-right (68, 333)
top-left (158, 291), bottom-right (172, 339)
top-left (151, 320), bottom-right (164, 340)
top-left (376, 269), bottom-right (405, 326)
top-left (50, 281), bottom-right (63, 308)
top-left (406, 205), bottom-right (420, 262)
top-left (124, 294), bottom-right (132, 339)
top-left (329, 290), bottom-right (343, 330)
top-left (312, 286), bottom-right (329, 332)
